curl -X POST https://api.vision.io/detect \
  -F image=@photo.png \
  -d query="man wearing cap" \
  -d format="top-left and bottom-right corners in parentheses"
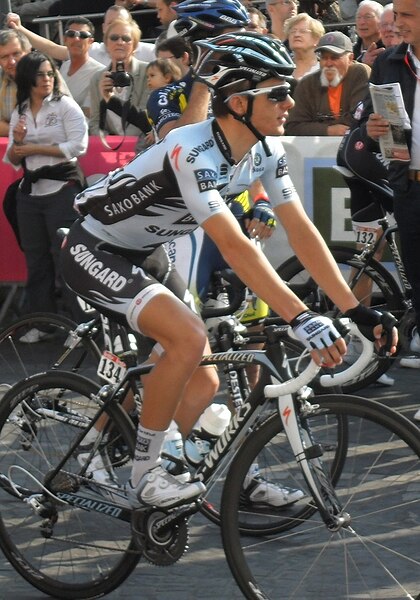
top-left (285, 31), bottom-right (370, 136)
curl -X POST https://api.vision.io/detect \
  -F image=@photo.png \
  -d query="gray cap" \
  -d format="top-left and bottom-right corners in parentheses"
top-left (315, 31), bottom-right (353, 55)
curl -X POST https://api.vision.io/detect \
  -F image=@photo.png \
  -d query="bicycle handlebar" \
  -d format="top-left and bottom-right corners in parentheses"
top-left (264, 320), bottom-right (374, 397)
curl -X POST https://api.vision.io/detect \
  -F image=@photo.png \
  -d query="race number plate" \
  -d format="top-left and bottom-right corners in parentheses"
top-left (97, 350), bottom-right (127, 384)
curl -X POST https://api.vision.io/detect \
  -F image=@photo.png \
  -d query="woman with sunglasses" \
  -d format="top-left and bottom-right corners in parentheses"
top-left (89, 19), bottom-right (150, 150)
top-left (3, 51), bottom-right (88, 338)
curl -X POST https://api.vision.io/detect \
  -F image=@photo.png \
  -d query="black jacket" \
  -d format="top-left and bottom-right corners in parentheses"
top-left (353, 37), bottom-right (385, 63)
top-left (359, 43), bottom-right (417, 192)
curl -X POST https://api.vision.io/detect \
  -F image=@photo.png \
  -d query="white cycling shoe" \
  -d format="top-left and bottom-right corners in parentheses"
top-left (243, 464), bottom-right (305, 508)
top-left (125, 465), bottom-right (205, 509)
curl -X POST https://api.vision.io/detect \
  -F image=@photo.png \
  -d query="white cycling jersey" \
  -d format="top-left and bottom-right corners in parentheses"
top-left (76, 118), bottom-right (299, 253)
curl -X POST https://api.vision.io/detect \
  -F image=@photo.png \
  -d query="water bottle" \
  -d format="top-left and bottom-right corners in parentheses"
top-left (185, 404), bottom-right (231, 466)
top-left (162, 421), bottom-right (184, 469)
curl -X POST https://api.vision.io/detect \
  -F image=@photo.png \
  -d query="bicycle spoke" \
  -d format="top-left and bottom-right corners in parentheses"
top-left (221, 396), bottom-right (420, 599)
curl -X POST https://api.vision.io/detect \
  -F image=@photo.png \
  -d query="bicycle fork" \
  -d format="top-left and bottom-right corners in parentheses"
top-left (277, 392), bottom-right (351, 531)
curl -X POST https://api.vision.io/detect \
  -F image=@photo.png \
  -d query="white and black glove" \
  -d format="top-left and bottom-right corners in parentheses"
top-left (290, 311), bottom-right (341, 351)
top-left (344, 304), bottom-right (397, 354)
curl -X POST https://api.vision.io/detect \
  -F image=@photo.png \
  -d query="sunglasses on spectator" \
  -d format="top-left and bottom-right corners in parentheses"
top-left (226, 84), bottom-right (292, 104)
top-left (64, 29), bottom-right (93, 39)
top-left (108, 34), bottom-right (132, 43)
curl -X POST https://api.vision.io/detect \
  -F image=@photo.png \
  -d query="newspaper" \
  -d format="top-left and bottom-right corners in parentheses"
top-left (369, 82), bottom-right (411, 162)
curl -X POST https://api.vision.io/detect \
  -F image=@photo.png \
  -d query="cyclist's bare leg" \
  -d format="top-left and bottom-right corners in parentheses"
top-left (87, 328), bottom-right (218, 444)
top-left (140, 339), bottom-right (219, 437)
top-left (137, 293), bottom-right (208, 431)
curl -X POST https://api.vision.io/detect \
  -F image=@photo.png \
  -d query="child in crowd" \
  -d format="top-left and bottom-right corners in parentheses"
top-left (145, 59), bottom-right (183, 144)
top-left (146, 58), bottom-right (182, 91)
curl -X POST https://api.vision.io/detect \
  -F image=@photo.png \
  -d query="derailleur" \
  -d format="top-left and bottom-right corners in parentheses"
top-left (131, 500), bottom-right (201, 566)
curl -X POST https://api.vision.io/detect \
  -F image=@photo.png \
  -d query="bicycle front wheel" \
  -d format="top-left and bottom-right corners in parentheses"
top-left (0, 371), bottom-right (138, 599)
top-left (221, 394), bottom-right (420, 599)
top-left (0, 313), bottom-right (101, 387)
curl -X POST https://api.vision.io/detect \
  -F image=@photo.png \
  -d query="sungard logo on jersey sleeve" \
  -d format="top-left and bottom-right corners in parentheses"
top-left (194, 169), bottom-right (217, 192)
top-left (69, 244), bottom-right (127, 291)
top-left (186, 139), bottom-right (215, 163)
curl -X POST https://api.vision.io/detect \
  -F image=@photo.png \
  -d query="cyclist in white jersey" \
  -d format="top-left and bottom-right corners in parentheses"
top-left (61, 32), bottom-right (397, 510)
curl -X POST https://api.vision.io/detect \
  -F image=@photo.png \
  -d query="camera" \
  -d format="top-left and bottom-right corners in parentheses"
top-left (109, 62), bottom-right (131, 88)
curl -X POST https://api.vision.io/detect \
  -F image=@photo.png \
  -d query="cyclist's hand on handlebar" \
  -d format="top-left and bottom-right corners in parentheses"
top-left (344, 304), bottom-right (398, 356)
top-left (245, 199), bottom-right (276, 240)
top-left (291, 311), bottom-right (347, 367)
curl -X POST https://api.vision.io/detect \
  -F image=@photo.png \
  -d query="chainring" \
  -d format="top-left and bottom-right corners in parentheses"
top-left (131, 508), bottom-right (189, 566)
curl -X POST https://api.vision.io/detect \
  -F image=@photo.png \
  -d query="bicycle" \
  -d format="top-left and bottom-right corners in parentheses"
top-left (276, 211), bottom-right (414, 392)
top-left (0, 308), bottom-right (154, 387)
top-left (0, 317), bottom-right (418, 599)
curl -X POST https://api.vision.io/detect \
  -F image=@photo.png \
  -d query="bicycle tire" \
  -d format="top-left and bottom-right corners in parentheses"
top-left (0, 312), bottom-right (101, 386)
top-left (221, 394), bottom-right (420, 599)
top-left (200, 395), bottom-right (348, 536)
top-left (276, 247), bottom-right (405, 392)
top-left (0, 371), bottom-right (139, 599)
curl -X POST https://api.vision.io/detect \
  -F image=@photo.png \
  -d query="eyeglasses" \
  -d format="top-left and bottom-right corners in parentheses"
top-left (380, 22), bottom-right (397, 31)
top-left (356, 13), bottom-right (377, 20)
top-left (64, 29), bottom-right (93, 39)
top-left (227, 84), bottom-right (292, 104)
top-left (289, 28), bottom-right (312, 35)
top-left (108, 34), bottom-right (132, 43)
top-left (36, 70), bottom-right (55, 78)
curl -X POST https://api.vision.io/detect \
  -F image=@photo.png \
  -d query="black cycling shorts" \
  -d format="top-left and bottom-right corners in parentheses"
top-left (60, 219), bottom-right (188, 329)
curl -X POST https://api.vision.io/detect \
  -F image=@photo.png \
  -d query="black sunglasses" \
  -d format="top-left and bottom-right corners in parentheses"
top-left (229, 84), bottom-right (292, 103)
top-left (64, 29), bottom-right (93, 39)
top-left (108, 34), bottom-right (132, 43)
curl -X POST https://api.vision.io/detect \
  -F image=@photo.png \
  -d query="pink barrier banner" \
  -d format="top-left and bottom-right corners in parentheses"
top-left (0, 136), bottom-right (137, 283)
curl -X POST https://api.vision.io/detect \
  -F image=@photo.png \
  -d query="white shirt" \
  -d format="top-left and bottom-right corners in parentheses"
top-left (89, 41), bottom-right (156, 66)
top-left (4, 94), bottom-right (88, 196)
top-left (60, 57), bottom-right (104, 114)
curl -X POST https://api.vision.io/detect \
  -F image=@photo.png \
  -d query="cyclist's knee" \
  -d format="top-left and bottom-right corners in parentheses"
top-left (164, 314), bottom-right (208, 364)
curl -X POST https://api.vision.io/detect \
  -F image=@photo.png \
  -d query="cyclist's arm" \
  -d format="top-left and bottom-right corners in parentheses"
top-left (7, 13), bottom-right (69, 62)
top-left (202, 210), bottom-right (346, 365)
top-left (158, 82), bottom-right (210, 139)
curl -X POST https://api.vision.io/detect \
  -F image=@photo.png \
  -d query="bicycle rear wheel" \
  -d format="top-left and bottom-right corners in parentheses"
top-left (0, 371), bottom-right (138, 599)
top-left (221, 394), bottom-right (420, 599)
top-left (0, 313), bottom-right (101, 387)
top-left (277, 248), bottom-right (405, 392)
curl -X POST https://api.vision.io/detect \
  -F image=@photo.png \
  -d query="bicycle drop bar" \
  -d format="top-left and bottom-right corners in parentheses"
top-left (264, 320), bottom-right (374, 397)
